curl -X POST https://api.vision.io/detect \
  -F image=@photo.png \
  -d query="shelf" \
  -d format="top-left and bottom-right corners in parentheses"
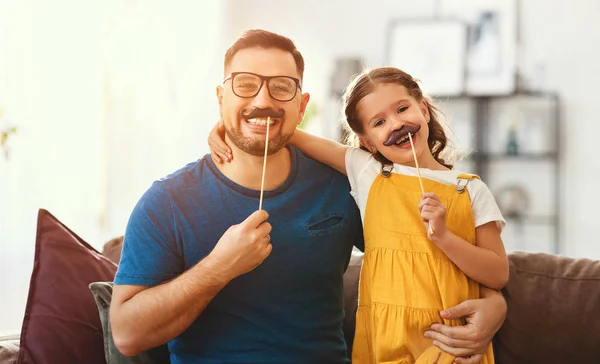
top-left (504, 214), bottom-right (558, 225)
top-left (464, 152), bottom-right (558, 162)
top-left (434, 91), bottom-right (560, 101)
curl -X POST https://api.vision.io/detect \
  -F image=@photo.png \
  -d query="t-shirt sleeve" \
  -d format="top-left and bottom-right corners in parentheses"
top-left (345, 147), bottom-right (374, 197)
top-left (114, 181), bottom-right (183, 287)
top-left (470, 180), bottom-right (506, 232)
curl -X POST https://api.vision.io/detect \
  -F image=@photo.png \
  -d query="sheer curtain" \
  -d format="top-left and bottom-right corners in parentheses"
top-left (0, 0), bottom-right (223, 333)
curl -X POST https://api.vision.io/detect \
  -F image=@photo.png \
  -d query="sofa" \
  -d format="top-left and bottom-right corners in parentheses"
top-left (2, 209), bottom-right (600, 363)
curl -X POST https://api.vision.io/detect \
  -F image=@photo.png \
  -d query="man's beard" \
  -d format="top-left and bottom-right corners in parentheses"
top-left (225, 125), bottom-right (293, 156)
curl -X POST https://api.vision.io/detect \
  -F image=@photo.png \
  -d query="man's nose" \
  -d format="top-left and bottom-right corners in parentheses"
top-left (252, 81), bottom-right (274, 108)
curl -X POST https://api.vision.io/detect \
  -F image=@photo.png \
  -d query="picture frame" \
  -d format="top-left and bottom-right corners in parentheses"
top-left (439, 0), bottom-right (518, 95)
top-left (386, 19), bottom-right (468, 97)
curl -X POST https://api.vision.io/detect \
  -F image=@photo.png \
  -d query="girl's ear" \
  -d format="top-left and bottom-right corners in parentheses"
top-left (421, 99), bottom-right (430, 123)
top-left (359, 136), bottom-right (377, 153)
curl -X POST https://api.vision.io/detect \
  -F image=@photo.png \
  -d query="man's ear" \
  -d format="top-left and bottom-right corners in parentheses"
top-left (298, 92), bottom-right (311, 126)
top-left (216, 85), bottom-right (224, 106)
top-left (216, 85), bottom-right (224, 119)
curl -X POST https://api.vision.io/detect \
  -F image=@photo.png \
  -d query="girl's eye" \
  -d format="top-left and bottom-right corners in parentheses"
top-left (374, 119), bottom-right (384, 127)
top-left (397, 106), bottom-right (408, 113)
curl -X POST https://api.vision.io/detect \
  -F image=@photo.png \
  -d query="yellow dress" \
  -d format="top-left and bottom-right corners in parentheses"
top-left (352, 172), bottom-right (494, 364)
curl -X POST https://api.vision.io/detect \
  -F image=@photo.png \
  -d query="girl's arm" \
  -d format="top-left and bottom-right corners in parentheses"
top-left (419, 193), bottom-right (509, 290)
top-left (289, 128), bottom-right (349, 176)
top-left (207, 121), bottom-right (350, 175)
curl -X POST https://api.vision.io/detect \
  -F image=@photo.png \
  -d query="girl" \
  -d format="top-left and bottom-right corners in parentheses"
top-left (211, 67), bottom-right (508, 364)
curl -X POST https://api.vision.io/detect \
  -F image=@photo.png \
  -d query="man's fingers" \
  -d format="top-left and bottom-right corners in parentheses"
top-left (256, 221), bottom-right (272, 239)
top-left (429, 323), bottom-right (474, 340)
top-left (454, 354), bottom-right (484, 364)
top-left (441, 300), bottom-right (475, 320)
top-left (432, 340), bottom-right (473, 357)
top-left (263, 243), bottom-right (273, 257)
top-left (424, 329), bottom-right (476, 350)
top-left (243, 210), bottom-right (270, 228)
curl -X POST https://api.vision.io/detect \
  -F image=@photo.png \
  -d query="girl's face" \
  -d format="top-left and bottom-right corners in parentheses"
top-left (356, 83), bottom-right (432, 167)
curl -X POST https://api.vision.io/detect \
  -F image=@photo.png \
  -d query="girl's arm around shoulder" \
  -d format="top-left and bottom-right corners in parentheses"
top-left (289, 128), bottom-right (349, 175)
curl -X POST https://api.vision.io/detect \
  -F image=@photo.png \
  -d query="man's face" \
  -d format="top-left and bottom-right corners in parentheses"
top-left (217, 47), bottom-right (310, 156)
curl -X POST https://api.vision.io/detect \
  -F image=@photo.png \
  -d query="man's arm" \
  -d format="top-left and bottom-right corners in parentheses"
top-left (111, 257), bottom-right (228, 356)
top-left (111, 210), bottom-right (273, 357)
top-left (423, 287), bottom-right (507, 364)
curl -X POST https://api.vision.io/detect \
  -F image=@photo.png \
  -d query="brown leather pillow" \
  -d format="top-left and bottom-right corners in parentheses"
top-left (102, 236), bottom-right (124, 265)
top-left (18, 209), bottom-right (118, 364)
top-left (494, 252), bottom-right (600, 363)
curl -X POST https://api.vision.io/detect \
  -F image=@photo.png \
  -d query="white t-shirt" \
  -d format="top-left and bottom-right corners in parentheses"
top-left (345, 147), bottom-right (506, 231)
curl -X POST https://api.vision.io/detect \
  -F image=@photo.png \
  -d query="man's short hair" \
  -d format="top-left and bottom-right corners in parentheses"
top-left (224, 29), bottom-right (305, 80)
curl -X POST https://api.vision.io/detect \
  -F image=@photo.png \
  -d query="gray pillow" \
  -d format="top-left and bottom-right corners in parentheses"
top-left (89, 282), bottom-right (170, 364)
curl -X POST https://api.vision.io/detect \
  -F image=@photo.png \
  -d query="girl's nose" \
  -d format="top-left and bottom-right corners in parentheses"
top-left (388, 115), bottom-right (405, 131)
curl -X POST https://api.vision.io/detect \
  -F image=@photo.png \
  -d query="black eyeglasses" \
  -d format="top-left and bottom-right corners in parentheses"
top-left (223, 72), bottom-right (302, 102)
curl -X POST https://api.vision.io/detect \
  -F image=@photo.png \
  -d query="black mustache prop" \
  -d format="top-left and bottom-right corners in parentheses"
top-left (383, 124), bottom-right (422, 146)
top-left (240, 108), bottom-right (285, 119)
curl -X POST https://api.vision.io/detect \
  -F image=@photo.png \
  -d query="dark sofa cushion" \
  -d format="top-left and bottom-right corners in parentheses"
top-left (18, 209), bottom-right (118, 364)
top-left (493, 252), bottom-right (600, 363)
top-left (102, 236), bottom-right (124, 265)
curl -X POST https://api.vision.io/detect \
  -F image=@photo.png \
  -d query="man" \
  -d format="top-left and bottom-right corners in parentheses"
top-left (111, 29), bottom-right (506, 363)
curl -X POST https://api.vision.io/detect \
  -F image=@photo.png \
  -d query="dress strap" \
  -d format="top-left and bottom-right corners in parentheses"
top-left (456, 173), bottom-right (480, 193)
top-left (381, 164), bottom-right (394, 178)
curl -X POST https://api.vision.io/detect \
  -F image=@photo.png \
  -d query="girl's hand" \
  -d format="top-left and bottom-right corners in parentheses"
top-left (418, 192), bottom-right (448, 242)
top-left (208, 120), bottom-right (232, 164)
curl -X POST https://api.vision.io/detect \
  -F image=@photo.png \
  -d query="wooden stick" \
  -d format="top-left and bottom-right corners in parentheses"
top-left (408, 132), bottom-right (434, 234)
top-left (259, 117), bottom-right (271, 211)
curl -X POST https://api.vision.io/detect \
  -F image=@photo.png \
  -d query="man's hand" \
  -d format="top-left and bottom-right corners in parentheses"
top-left (208, 119), bottom-right (232, 164)
top-left (424, 290), bottom-right (507, 364)
top-left (208, 210), bottom-right (272, 281)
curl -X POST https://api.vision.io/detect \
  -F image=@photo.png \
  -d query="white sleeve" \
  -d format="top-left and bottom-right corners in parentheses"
top-left (469, 179), bottom-right (506, 232)
top-left (345, 147), bottom-right (374, 197)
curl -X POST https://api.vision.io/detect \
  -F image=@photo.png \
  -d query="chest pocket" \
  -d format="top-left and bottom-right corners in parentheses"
top-left (305, 213), bottom-right (347, 236)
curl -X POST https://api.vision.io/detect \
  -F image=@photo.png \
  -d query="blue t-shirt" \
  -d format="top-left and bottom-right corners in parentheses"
top-left (115, 146), bottom-right (364, 364)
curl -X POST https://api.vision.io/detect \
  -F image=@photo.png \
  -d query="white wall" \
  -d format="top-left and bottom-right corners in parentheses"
top-left (0, 0), bottom-right (106, 334)
top-left (518, 0), bottom-right (600, 258)
top-left (224, 0), bottom-right (600, 259)
top-left (0, 0), bottom-right (224, 334)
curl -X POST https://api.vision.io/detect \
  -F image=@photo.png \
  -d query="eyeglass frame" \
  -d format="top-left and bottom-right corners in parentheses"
top-left (222, 72), bottom-right (302, 102)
